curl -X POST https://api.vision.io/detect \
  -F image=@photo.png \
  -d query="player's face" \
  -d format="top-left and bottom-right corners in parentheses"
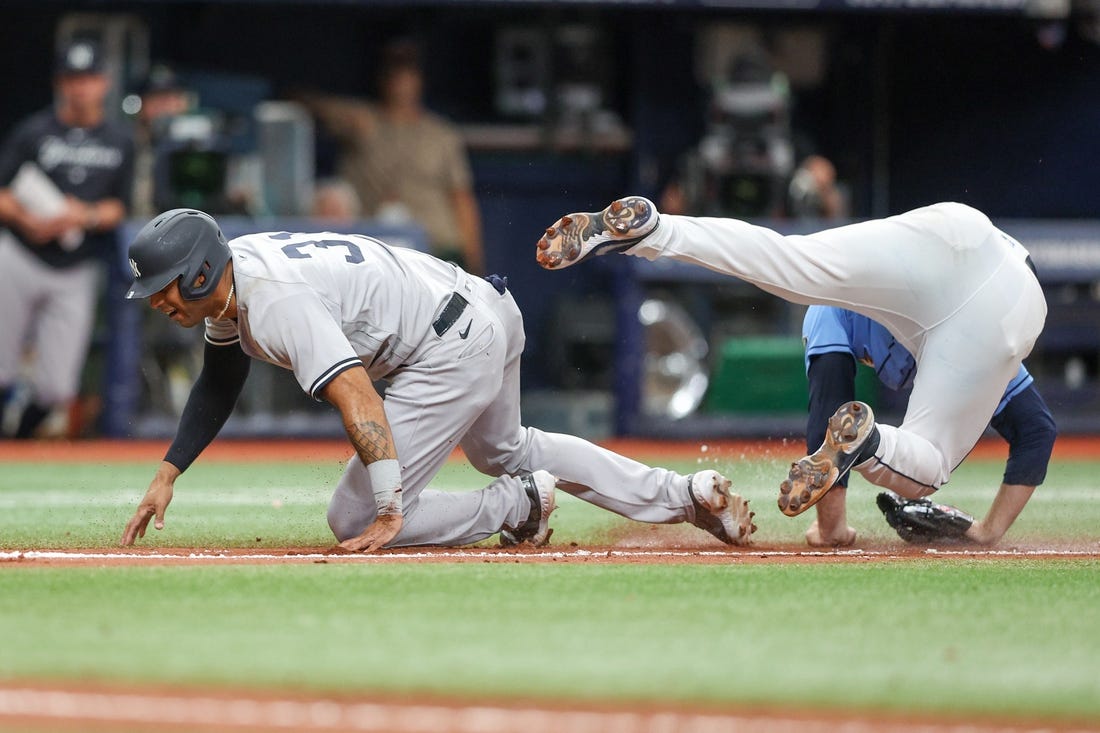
top-left (148, 278), bottom-right (207, 328)
top-left (382, 68), bottom-right (422, 108)
top-left (56, 72), bottom-right (110, 112)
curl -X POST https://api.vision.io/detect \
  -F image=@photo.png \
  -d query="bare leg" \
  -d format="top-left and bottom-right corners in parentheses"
top-left (966, 483), bottom-right (1036, 545)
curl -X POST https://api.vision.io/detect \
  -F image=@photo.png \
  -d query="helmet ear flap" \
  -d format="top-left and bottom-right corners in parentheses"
top-left (127, 209), bottom-right (230, 301)
top-left (185, 261), bottom-right (212, 294)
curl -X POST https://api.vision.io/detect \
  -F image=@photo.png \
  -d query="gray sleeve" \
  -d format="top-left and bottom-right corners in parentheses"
top-left (248, 292), bottom-right (363, 400)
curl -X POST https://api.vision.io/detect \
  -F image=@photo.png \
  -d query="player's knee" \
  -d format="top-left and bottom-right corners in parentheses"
top-left (467, 443), bottom-right (525, 476)
top-left (465, 425), bottom-right (534, 476)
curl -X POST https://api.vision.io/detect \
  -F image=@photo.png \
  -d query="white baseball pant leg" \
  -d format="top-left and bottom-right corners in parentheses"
top-left (0, 234), bottom-right (98, 407)
top-left (627, 203), bottom-right (1046, 495)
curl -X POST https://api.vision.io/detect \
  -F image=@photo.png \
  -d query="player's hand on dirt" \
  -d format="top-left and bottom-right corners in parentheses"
top-left (121, 463), bottom-right (180, 546)
top-left (337, 513), bottom-right (403, 553)
top-left (805, 519), bottom-right (857, 548)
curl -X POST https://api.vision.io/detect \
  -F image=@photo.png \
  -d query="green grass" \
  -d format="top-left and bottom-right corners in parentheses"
top-left (1, 453), bottom-right (1097, 548)
top-left (2, 561), bottom-right (1099, 719)
top-left (1, 454), bottom-right (1099, 721)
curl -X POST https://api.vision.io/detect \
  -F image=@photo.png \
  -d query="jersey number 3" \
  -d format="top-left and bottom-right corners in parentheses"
top-left (274, 235), bottom-right (365, 264)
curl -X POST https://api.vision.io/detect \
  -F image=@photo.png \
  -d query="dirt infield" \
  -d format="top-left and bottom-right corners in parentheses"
top-left (3, 680), bottom-right (1100, 733)
top-left (4, 434), bottom-right (1099, 464)
top-left (2, 544), bottom-right (1099, 568)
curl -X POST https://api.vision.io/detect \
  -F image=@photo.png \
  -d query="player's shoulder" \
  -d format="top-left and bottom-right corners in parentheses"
top-left (227, 230), bottom-right (363, 290)
top-left (5, 108), bottom-right (55, 140)
top-left (419, 111), bottom-right (463, 140)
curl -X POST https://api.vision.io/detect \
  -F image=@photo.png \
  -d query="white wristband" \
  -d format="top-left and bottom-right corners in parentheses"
top-left (366, 458), bottom-right (403, 516)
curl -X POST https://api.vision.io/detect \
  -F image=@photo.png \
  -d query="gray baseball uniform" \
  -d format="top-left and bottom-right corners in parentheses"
top-left (205, 231), bottom-right (698, 546)
top-left (0, 108), bottom-right (133, 430)
top-left (625, 202), bottom-right (1046, 498)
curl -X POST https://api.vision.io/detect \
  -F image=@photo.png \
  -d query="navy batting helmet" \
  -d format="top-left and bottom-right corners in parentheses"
top-left (126, 209), bottom-right (231, 300)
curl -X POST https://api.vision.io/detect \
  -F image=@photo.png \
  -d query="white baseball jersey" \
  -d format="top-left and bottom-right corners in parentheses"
top-left (204, 231), bottom-right (463, 398)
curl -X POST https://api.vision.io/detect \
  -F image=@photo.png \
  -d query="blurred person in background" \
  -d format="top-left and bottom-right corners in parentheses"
top-left (661, 53), bottom-right (846, 222)
top-left (298, 40), bottom-right (484, 274)
top-left (131, 64), bottom-right (192, 219)
top-left (0, 40), bottom-right (134, 439)
top-left (787, 154), bottom-right (847, 220)
top-left (311, 178), bottom-right (361, 223)
top-left (660, 52), bottom-right (794, 219)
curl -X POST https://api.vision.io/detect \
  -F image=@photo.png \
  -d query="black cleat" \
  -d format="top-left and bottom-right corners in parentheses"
top-left (500, 471), bottom-right (557, 547)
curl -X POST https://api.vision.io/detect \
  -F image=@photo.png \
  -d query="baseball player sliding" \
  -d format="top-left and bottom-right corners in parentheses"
top-left (536, 197), bottom-right (1048, 543)
top-left (120, 209), bottom-right (755, 551)
top-left (801, 306), bottom-right (1055, 546)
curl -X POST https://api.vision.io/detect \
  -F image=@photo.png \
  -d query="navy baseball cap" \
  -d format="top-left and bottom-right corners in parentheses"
top-left (139, 64), bottom-right (183, 95)
top-left (56, 40), bottom-right (104, 75)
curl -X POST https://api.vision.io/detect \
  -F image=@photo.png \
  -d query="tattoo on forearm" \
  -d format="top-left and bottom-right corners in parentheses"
top-left (348, 420), bottom-right (394, 464)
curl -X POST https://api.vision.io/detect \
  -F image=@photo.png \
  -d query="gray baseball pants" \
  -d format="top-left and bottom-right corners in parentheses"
top-left (327, 272), bottom-right (698, 547)
top-left (0, 232), bottom-right (98, 408)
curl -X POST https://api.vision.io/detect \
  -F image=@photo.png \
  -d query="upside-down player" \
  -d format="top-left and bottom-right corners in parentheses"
top-left (535, 197), bottom-right (1049, 536)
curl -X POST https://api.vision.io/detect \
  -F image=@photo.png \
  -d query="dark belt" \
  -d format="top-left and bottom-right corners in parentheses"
top-left (432, 292), bottom-right (469, 336)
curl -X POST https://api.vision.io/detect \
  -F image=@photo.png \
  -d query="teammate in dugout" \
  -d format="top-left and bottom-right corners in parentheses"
top-left (119, 209), bottom-right (756, 550)
top-left (535, 197), bottom-right (1050, 540)
top-left (801, 306), bottom-right (1055, 547)
top-left (0, 41), bottom-right (134, 438)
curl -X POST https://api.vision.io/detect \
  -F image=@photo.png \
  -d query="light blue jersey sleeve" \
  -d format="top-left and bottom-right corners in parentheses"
top-left (802, 306), bottom-right (1029, 412)
top-left (802, 306), bottom-right (856, 371)
top-left (997, 365), bottom-right (1033, 417)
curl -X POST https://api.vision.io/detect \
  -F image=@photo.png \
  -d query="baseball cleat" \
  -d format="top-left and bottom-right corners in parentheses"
top-left (689, 469), bottom-right (756, 546)
top-left (779, 401), bottom-right (879, 517)
top-left (500, 470), bottom-right (557, 547)
top-left (535, 196), bottom-right (659, 270)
